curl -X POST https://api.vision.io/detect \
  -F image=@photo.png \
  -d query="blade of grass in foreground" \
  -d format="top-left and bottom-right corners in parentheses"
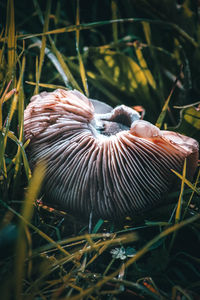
top-left (175, 158), bottom-right (187, 223)
top-left (14, 161), bottom-right (46, 300)
top-left (169, 159), bottom-right (187, 251)
top-left (24, 232), bottom-right (137, 296)
top-left (171, 169), bottom-right (200, 195)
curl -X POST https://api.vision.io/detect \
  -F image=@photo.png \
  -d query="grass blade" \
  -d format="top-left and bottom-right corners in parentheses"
top-left (171, 169), bottom-right (200, 195)
top-left (175, 158), bottom-right (186, 223)
top-left (7, 130), bottom-right (31, 180)
top-left (49, 37), bottom-right (82, 91)
top-left (75, 0), bottom-right (89, 96)
top-left (183, 167), bottom-right (200, 219)
top-left (6, 56), bottom-right (25, 129)
top-left (50, 38), bottom-right (82, 92)
top-left (5, 0), bottom-right (16, 71)
top-left (155, 77), bottom-right (178, 128)
top-left (14, 162), bottom-right (46, 300)
top-left (135, 45), bottom-right (156, 89)
top-left (26, 81), bottom-right (68, 90)
top-left (34, 0), bottom-right (52, 95)
top-left (10, 56), bottom-right (26, 187)
top-left (111, 0), bottom-right (118, 44)
top-left (0, 80), bottom-right (13, 130)
top-left (13, 18), bottom-right (198, 48)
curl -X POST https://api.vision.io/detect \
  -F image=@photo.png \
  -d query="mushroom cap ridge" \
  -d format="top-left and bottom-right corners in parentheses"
top-left (24, 89), bottom-right (199, 220)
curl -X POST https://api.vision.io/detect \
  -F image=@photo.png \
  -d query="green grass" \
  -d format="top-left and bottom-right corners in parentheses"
top-left (0, 0), bottom-right (200, 299)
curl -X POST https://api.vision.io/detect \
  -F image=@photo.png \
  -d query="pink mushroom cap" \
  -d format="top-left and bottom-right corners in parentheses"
top-left (24, 89), bottom-right (199, 220)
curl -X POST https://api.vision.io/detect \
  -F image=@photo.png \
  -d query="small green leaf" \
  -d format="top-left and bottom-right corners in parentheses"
top-left (92, 219), bottom-right (104, 233)
top-left (175, 104), bottom-right (200, 140)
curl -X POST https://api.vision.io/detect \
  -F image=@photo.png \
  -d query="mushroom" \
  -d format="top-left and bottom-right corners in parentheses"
top-left (24, 89), bottom-right (199, 220)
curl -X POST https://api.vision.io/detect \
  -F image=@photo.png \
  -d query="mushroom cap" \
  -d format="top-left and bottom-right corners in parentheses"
top-left (24, 89), bottom-right (199, 220)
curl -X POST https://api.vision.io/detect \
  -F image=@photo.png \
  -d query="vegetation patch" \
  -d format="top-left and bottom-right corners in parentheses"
top-left (0, 1), bottom-right (200, 299)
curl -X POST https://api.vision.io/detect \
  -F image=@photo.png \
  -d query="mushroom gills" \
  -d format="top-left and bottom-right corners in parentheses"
top-left (24, 89), bottom-right (199, 220)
